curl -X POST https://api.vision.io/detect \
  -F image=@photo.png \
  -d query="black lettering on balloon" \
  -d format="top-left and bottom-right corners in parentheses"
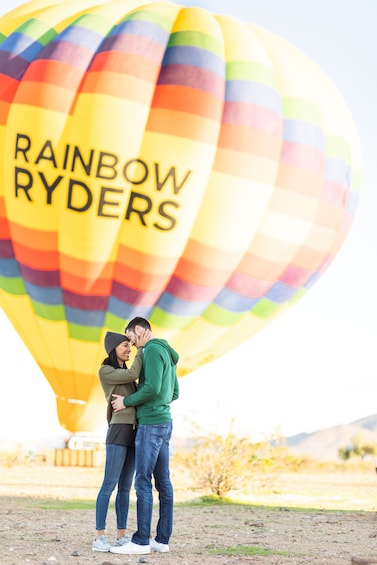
top-left (154, 200), bottom-right (179, 231)
top-left (98, 186), bottom-right (123, 218)
top-left (125, 191), bottom-right (152, 226)
top-left (15, 167), bottom-right (33, 200)
top-left (96, 152), bottom-right (118, 180)
top-left (15, 134), bottom-right (31, 162)
top-left (155, 163), bottom-right (191, 194)
top-left (35, 140), bottom-right (57, 167)
top-left (123, 159), bottom-right (148, 185)
top-left (38, 172), bottom-right (63, 204)
top-left (67, 179), bottom-right (92, 212)
top-left (71, 146), bottom-right (94, 176)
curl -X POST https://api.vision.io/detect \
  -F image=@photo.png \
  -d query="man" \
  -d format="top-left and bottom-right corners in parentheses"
top-left (110, 317), bottom-right (179, 555)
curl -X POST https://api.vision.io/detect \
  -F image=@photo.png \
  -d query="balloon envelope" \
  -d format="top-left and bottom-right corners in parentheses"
top-left (0, 0), bottom-right (361, 432)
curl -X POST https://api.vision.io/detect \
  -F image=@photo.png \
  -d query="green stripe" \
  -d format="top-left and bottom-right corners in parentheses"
top-left (73, 14), bottom-right (114, 36)
top-left (251, 298), bottom-right (282, 318)
top-left (68, 323), bottom-right (101, 341)
top-left (288, 288), bottom-right (306, 305)
top-left (227, 61), bottom-right (279, 89)
top-left (125, 9), bottom-right (173, 32)
top-left (17, 18), bottom-right (56, 45)
top-left (105, 312), bottom-right (127, 332)
top-left (283, 97), bottom-right (323, 126)
top-left (168, 31), bottom-right (223, 57)
top-left (0, 277), bottom-right (26, 294)
top-left (203, 303), bottom-right (242, 326)
top-left (32, 300), bottom-right (65, 321)
top-left (351, 169), bottom-right (362, 192)
top-left (326, 134), bottom-right (352, 161)
top-left (150, 307), bottom-right (195, 329)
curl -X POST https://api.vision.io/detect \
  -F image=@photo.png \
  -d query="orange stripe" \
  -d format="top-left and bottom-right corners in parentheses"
top-left (147, 108), bottom-right (220, 142)
top-left (90, 51), bottom-right (159, 81)
top-left (60, 254), bottom-right (114, 278)
top-left (80, 71), bottom-right (153, 104)
top-left (117, 245), bottom-right (176, 275)
top-left (10, 222), bottom-right (57, 250)
top-left (61, 270), bottom-right (112, 295)
top-left (218, 124), bottom-right (281, 158)
top-left (315, 202), bottom-right (344, 228)
top-left (12, 241), bottom-right (59, 269)
top-left (15, 82), bottom-right (74, 113)
top-left (293, 245), bottom-right (325, 271)
top-left (0, 218), bottom-right (10, 239)
top-left (152, 85), bottom-right (223, 120)
top-left (0, 74), bottom-right (18, 101)
top-left (0, 99), bottom-right (10, 124)
top-left (214, 146), bottom-right (278, 182)
top-left (277, 163), bottom-right (323, 197)
top-left (175, 256), bottom-right (230, 286)
top-left (180, 239), bottom-right (237, 270)
top-left (23, 60), bottom-right (84, 90)
top-left (114, 262), bottom-right (170, 292)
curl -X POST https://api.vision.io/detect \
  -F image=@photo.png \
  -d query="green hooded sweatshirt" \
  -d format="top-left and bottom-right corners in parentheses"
top-left (123, 338), bottom-right (179, 424)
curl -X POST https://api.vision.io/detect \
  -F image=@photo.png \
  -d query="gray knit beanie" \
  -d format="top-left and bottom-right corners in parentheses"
top-left (104, 331), bottom-right (128, 355)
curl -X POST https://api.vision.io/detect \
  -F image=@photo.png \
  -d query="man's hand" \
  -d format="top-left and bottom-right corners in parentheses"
top-left (111, 393), bottom-right (125, 412)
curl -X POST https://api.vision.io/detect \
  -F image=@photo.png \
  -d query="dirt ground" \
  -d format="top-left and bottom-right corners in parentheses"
top-left (1, 462), bottom-right (377, 565)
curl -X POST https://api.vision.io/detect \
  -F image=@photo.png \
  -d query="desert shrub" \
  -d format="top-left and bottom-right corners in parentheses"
top-left (173, 427), bottom-right (300, 498)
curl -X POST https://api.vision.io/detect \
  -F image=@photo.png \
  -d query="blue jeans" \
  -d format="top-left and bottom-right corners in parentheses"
top-left (132, 422), bottom-right (173, 546)
top-left (95, 443), bottom-right (135, 531)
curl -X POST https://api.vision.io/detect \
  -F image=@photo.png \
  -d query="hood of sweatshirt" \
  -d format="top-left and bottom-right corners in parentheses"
top-left (146, 338), bottom-right (179, 365)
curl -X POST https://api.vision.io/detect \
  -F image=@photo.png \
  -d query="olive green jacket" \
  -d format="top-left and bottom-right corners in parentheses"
top-left (98, 347), bottom-right (143, 425)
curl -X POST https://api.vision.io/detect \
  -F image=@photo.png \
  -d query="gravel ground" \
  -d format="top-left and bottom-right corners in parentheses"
top-left (1, 463), bottom-right (377, 565)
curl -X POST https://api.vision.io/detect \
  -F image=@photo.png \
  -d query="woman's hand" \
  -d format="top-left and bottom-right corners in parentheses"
top-left (111, 393), bottom-right (125, 412)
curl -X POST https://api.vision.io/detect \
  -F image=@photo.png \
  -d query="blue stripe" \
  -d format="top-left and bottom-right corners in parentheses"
top-left (326, 157), bottom-right (351, 186)
top-left (226, 80), bottom-right (282, 113)
top-left (109, 19), bottom-right (169, 45)
top-left (24, 281), bottom-right (62, 305)
top-left (54, 25), bottom-right (104, 50)
top-left (158, 292), bottom-right (207, 316)
top-left (0, 32), bottom-right (44, 60)
top-left (65, 306), bottom-right (105, 326)
top-left (162, 45), bottom-right (225, 75)
top-left (0, 258), bottom-right (20, 277)
top-left (284, 119), bottom-right (325, 151)
top-left (108, 296), bottom-right (153, 320)
top-left (215, 288), bottom-right (259, 313)
top-left (266, 282), bottom-right (298, 303)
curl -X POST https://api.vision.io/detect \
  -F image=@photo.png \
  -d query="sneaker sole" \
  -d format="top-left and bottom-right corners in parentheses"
top-left (92, 548), bottom-right (110, 552)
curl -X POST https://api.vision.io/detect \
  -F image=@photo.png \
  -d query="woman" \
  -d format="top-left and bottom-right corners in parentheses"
top-left (92, 329), bottom-right (150, 552)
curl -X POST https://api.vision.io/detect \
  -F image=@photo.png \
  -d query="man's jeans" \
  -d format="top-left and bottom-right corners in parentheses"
top-left (132, 422), bottom-right (173, 545)
top-left (95, 443), bottom-right (135, 531)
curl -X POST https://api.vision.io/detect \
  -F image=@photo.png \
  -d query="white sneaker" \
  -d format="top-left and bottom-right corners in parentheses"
top-left (110, 541), bottom-right (150, 554)
top-left (92, 535), bottom-right (110, 552)
top-left (150, 538), bottom-right (169, 553)
top-left (112, 534), bottom-right (131, 546)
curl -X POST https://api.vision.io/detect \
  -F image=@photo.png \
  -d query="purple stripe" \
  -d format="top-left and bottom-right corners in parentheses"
top-left (38, 41), bottom-right (95, 68)
top-left (62, 289), bottom-right (108, 310)
top-left (19, 264), bottom-right (60, 286)
top-left (166, 276), bottom-right (220, 302)
top-left (112, 281), bottom-right (160, 306)
top-left (158, 65), bottom-right (224, 98)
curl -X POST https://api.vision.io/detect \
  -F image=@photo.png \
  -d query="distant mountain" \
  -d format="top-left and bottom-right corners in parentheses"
top-left (285, 414), bottom-right (377, 461)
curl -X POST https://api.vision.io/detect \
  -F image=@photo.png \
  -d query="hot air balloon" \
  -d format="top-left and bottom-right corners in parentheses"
top-left (0, 0), bottom-right (361, 432)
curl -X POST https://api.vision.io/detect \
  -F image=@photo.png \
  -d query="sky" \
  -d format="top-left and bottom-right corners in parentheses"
top-left (0, 0), bottom-right (376, 449)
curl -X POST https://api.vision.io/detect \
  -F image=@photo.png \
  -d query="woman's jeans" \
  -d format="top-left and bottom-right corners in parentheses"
top-left (95, 443), bottom-right (135, 531)
top-left (132, 422), bottom-right (173, 546)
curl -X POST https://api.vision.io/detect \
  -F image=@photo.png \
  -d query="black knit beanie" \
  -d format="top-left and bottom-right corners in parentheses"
top-left (104, 331), bottom-right (128, 355)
